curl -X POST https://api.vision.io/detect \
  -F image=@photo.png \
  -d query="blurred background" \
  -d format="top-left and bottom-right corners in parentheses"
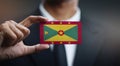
top-left (0, 0), bottom-right (119, 23)
top-left (0, 0), bottom-right (41, 23)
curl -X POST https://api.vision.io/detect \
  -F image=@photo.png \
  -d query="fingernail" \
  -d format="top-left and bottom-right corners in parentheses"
top-left (41, 44), bottom-right (49, 49)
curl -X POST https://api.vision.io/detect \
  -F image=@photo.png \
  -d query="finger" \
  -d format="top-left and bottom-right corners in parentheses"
top-left (0, 22), bottom-right (4, 32)
top-left (8, 20), bottom-right (24, 45)
top-left (1, 21), bottom-right (17, 47)
top-left (15, 24), bottom-right (30, 42)
top-left (0, 23), bottom-right (5, 46)
top-left (19, 16), bottom-right (48, 27)
top-left (24, 44), bottom-right (49, 55)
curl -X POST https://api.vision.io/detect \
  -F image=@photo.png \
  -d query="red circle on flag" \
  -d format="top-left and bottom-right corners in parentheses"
top-left (58, 30), bottom-right (64, 36)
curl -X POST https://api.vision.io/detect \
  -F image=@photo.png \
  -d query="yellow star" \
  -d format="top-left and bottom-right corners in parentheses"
top-left (45, 31), bottom-right (48, 35)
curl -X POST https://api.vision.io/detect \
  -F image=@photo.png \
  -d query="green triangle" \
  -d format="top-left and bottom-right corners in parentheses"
top-left (64, 26), bottom-right (78, 40)
top-left (44, 26), bottom-right (58, 40)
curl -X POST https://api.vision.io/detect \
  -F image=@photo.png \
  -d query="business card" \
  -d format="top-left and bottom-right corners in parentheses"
top-left (40, 21), bottom-right (82, 44)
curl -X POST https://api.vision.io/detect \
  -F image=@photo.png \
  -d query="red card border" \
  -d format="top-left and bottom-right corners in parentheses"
top-left (40, 21), bottom-right (82, 44)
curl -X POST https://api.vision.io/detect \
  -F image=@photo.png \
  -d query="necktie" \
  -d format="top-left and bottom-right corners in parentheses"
top-left (53, 45), bottom-right (67, 66)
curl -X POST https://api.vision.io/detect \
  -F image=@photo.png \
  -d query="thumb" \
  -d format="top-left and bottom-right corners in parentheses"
top-left (24, 44), bottom-right (49, 55)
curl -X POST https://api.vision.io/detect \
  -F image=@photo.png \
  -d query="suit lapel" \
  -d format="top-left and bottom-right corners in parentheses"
top-left (73, 15), bottom-right (104, 66)
top-left (30, 49), bottom-right (55, 66)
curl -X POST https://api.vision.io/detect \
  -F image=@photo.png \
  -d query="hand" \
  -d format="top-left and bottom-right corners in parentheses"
top-left (0, 16), bottom-right (49, 60)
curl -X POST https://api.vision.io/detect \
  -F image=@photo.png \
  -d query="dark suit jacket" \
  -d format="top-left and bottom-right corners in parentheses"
top-left (1, 4), bottom-right (120, 66)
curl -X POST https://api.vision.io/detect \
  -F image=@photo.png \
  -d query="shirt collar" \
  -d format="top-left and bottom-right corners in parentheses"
top-left (39, 3), bottom-right (81, 21)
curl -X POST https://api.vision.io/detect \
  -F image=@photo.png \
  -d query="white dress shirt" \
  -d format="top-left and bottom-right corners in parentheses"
top-left (39, 3), bottom-right (81, 66)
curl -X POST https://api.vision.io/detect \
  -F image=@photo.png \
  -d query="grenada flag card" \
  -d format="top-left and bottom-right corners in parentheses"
top-left (40, 21), bottom-right (82, 44)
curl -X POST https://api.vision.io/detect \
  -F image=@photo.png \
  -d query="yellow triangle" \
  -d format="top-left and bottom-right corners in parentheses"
top-left (45, 34), bottom-right (77, 41)
top-left (45, 25), bottom-right (77, 31)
